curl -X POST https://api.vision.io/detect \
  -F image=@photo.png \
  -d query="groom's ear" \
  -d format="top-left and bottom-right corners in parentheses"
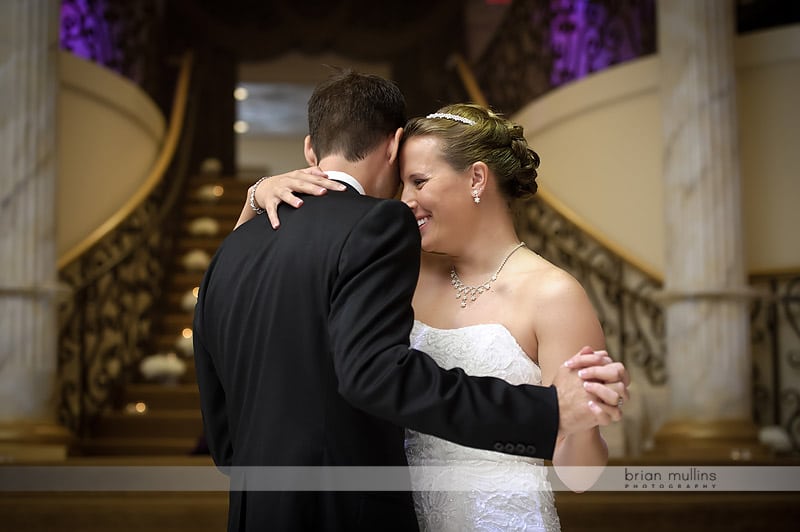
top-left (387, 127), bottom-right (404, 164)
top-left (304, 135), bottom-right (318, 166)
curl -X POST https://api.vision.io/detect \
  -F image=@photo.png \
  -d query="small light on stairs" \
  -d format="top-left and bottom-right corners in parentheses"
top-left (182, 328), bottom-right (193, 339)
top-left (181, 289), bottom-right (198, 311)
top-left (125, 402), bottom-right (148, 415)
top-left (197, 184), bottom-right (223, 202)
top-left (192, 286), bottom-right (199, 297)
top-left (234, 87), bottom-right (248, 101)
top-left (212, 185), bottom-right (224, 197)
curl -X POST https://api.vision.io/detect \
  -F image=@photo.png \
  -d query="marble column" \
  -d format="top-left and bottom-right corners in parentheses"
top-left (0, 0), bottom-right (70, 460)
top-left (653, 0), bottom-right (763, 459)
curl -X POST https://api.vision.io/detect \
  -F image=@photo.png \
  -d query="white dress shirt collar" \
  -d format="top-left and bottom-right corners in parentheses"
top-left (324, 170), bottom-right (365, 196)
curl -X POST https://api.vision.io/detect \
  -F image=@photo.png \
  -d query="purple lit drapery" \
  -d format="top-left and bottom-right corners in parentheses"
top-left (549, 0), bottom-right (655, 87)
top-left (475, 0), bottom-right (656, 114)
top-left (59, 0), bottom-right (159, 87)
top-left (60, 0), bottom-right (123, 74)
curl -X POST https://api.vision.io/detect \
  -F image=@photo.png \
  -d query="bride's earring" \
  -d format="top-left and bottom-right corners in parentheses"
top-left (472, 190), bottom-right (481, 204)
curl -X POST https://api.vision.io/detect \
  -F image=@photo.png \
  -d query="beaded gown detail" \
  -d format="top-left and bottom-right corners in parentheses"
top-left (405, 321), bottom-right (561, 532)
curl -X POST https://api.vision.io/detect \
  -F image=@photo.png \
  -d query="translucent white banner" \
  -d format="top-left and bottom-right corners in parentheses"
top-left (1, 466), bottom-right (798, 492)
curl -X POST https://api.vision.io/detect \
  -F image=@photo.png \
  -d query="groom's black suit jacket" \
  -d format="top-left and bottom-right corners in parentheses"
top-left (193, 183), bottom-right (560, 531)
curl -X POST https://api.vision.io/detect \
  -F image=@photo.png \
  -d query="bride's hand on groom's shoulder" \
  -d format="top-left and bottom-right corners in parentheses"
top-left (255, 167), bottom-right (345, 228)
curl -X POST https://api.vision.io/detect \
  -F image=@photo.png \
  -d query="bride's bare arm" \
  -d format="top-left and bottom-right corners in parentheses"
top-left (235, 167), bottom-right (345, 230)
top-left (532, 269), bottom-right (615, 492)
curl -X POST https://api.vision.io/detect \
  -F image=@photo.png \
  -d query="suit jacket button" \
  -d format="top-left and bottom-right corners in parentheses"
top-left (526, 445), bottom-right (537, 455)
top-left (493, 442), bottom-right (505, 452)
top-left (504, 443), bottom-right (515, 453)
top-left (515, 443), bottom-right (526, 454)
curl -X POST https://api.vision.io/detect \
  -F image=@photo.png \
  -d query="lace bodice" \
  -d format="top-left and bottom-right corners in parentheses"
top-left (405, 321), bottom-right (560, 532)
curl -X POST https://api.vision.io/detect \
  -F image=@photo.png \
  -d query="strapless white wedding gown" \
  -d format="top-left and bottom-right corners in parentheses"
top-left (405, 321), bottom-right (561, 532)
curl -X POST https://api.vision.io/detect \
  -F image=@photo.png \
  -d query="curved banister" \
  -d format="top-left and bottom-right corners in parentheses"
top-left (57, 52), bottom-right (195, 270)
top-left (449, 53), bottom-right (663, 283)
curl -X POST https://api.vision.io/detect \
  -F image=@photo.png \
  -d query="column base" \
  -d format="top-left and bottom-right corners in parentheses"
top-left (648, 419), bottom-right (771, 461)
top-left (0, 421), bottom-right (73, 462)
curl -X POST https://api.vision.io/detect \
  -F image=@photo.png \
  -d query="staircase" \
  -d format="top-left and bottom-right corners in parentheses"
top-left (75, 176), bottom-right (253, 457)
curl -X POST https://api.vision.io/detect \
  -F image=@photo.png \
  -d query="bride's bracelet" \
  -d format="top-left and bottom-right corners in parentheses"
top-left (249, 176), bottom-right (269, 214)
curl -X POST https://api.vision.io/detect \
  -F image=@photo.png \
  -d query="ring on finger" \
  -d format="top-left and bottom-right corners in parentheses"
top-left (617, 397), bottom-right (624, 409)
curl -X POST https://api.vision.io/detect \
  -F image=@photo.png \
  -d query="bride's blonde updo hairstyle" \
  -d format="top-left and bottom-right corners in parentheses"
top-left (403, 103), bottom-right (540, 200)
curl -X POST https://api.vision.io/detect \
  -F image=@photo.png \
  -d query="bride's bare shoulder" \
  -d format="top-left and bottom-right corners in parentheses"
top-left (517, 250), bottom-right (589, 304)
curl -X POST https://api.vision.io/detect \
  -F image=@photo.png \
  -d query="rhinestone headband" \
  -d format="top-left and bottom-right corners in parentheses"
top-left (426, 112), bottom-right (475, 125)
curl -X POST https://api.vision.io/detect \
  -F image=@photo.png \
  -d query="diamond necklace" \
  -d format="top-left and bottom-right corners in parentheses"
top-left (450, 242), bottom-right (526, 308)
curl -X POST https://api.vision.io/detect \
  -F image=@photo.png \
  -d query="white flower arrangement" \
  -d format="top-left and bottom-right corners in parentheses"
top-left (188, 217), bottom-right (220, 236)
top-left (182, 249), bottom-right (211, 271)
top-left (139, 352), bottom-right (186, 384)
top-left (758, 425), bottom-right (793, 453)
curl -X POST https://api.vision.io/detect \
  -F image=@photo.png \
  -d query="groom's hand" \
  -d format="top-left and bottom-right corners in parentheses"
top-left (553, 347), bottom-right (628, 437)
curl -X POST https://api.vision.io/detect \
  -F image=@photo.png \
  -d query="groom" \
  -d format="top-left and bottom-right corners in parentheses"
top-left (193, 70), bottom-right (627, 531)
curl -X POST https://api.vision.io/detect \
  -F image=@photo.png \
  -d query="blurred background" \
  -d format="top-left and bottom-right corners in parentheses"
top-left (2, 0), bottom-right (800, 530)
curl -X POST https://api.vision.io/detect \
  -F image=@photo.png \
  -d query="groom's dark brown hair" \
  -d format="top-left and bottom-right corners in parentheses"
top-left (307, 69), bottom-right (406, 162)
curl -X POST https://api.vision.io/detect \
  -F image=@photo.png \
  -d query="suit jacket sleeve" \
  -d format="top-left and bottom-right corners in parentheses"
top-left (329, 199), bottom-right (560, 460)
top-left (193, 266), bottom-right (234, 468)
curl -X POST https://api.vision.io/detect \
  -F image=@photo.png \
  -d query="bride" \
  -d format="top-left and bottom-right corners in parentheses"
top-left (239, 103), bottom-right (611, 531)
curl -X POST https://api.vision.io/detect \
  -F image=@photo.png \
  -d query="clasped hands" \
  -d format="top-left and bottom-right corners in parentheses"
top-left (554, 347), bottom-right (630, 437)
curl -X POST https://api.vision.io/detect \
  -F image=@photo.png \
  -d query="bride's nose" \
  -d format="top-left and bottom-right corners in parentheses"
top-left (402, 197), bottom-right (417, 209)
top-left (401, 187), bottom-right (416, 206)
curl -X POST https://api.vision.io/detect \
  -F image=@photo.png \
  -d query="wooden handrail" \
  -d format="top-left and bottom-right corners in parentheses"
top-left (57, 52), bottom-right (195, 270)
top-left (449, 53), bottom-right (663, 282)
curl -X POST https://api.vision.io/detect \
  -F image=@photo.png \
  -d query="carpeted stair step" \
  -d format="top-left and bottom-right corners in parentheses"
top-left (75, 436), bottom-right (202, 456)
top-left (124, 383), bottom-right (201, 411)
top-left (91, 410), bottom-right (203, 439)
